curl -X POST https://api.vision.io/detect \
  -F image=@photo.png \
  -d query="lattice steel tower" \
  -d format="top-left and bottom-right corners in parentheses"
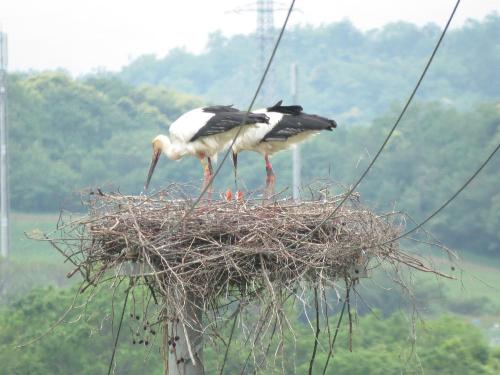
top-left (256, 0), bottom-right (275, 102)
top-left (231, 0), bottom-right (277, 104)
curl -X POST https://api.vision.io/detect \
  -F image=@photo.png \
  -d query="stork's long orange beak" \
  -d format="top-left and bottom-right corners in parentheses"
top-left (144, 148), bottom-right (161, 190)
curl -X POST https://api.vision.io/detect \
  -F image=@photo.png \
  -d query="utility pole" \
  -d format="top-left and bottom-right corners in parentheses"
top-left (291, 63), bottom-right (301, 201)
top-left (166, 295), bottom-right (204, 375)
top-left (0, 30), bottom-right (9, 259)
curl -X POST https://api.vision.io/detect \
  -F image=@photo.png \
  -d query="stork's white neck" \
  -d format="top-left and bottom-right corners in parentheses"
top-left (154, 134), bottom-right (183, 160)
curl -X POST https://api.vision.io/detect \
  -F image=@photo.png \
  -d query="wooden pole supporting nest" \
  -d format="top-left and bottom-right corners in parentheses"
top-left (46, 184), bottom-right (456, 372)
top-left (165, 293), bottom-right (204, 375)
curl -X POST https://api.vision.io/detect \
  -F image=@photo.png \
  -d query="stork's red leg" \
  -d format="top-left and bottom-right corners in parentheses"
top-left (205, 156), bottom-right (213, 200)
top-left (264, 154), bottom-right (275, 199)
top-left (198, 154), bottom-right (213, 200)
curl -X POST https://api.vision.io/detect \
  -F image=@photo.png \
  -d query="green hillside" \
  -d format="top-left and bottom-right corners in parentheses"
top-left (7, 74), bottom-right (499, 254)
top-left (119, 14), bottom-right (500, 122)
top-left (2, 10), bottom-right (500, 375)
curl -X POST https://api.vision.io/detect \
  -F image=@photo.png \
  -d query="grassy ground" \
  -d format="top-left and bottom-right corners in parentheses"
top-left (442, 252), bottom-right (500, 344)
top-left (447, 252), bottom-right (500, 307)
top-left (414, 248), bottom-right (500, 309)
top-left (1, 213), bottom-right (74, 301)
top-left (10, 212), bottom-right (64, 263)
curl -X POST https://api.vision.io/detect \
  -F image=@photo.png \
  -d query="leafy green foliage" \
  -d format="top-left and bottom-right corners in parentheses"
top-left (119, 15), bottom-right (500, 122)
top-left (7, 72), bottom-right (202, 212)
top-left (6, 15), bottom-right (499, 256)
top-left (0, 286), bottom-right (162, 375)
top-left (1, 286), bottom-right (498, 374)
top-left (7, 71), bottom-right (499, 254)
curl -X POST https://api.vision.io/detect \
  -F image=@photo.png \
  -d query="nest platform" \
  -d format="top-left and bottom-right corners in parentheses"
top-left (52, 186), bottom-right (420, 302)
top-left (46, 185), bottom-right (458, 372)
top-left (49, 183), bottom-right (457, 313)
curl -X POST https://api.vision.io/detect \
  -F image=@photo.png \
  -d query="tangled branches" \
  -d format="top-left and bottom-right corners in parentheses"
top-left (46, 184), bottom-right (455, 372)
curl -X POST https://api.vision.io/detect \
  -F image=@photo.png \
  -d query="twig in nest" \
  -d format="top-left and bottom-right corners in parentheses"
top-left (42, 183), bottom-right (455, 373)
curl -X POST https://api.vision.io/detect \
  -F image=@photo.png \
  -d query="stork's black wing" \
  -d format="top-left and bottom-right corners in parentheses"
top-left (202, 105), bottom-right (239, 114)
top-left (262, 113), bottom-right (337, 142)
top-left (190, 107), bottom-right (270, 142)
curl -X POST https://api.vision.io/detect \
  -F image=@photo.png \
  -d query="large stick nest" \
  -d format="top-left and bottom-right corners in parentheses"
top-left (52, 184), bottom-right (430, 302)
top-left (47, 184), bottom-right (456, 371)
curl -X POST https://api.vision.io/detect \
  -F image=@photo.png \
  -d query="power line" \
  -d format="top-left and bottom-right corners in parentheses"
top-left (152, 0), bottom-right (296, 244)
top-left (107, 287), bottom-right (130, 375)
top-left (286, 0), bottom-right (461, 248)
top-left (375, 142), bottom-right (499, 248)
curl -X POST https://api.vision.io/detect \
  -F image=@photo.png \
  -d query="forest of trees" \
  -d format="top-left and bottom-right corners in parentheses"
top-left (119, 14), bottom-right (500, 122)
top-left (1, 285), bottom-right (499, 374)
top-left (2, 13), bottom-right (499, 374)
top-left (8, 77), bottom-right (499, 254)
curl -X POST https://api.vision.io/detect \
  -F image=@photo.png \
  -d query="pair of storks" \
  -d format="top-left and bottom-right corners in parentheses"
top-left (145, 100), bottom-right (337, 199)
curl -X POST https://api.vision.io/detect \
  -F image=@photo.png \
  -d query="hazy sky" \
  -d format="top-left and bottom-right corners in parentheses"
top-left (0, 0), bottom-right (498, 75)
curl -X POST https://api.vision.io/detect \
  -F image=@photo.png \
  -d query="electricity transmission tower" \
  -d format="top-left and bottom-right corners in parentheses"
top-left (0, 30), bottom-right (9, 259)
top-left (231, 0), bottom-right (283, 103)
top-left (231, 2), bottom-right (302, 195)
top-left (256, 0), bottom-right (275, 102)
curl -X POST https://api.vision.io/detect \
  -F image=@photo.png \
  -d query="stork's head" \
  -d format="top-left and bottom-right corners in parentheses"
top-left (144, 135), bottom-right (171, 190)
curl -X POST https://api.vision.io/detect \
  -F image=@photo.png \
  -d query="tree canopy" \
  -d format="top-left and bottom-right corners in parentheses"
top-left (6, 15), bottom-right (500, 255)
top-left (7, 73), bottom-right (498, 254)
top-left (1, 286), bottom-right (499, 374)
top-left (119, 14), bottom-right (500, 123)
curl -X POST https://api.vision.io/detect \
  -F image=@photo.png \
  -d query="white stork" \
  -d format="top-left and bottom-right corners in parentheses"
top-left (145, 105), bottom-right (270, 192)
top-left (231, 100), bottom-right (337, 197)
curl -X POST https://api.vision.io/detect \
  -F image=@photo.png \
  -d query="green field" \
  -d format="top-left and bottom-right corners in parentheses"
top-left (1, 213), bottom-right (75, 298)
top-left (447, 253), bottom-right (500, 307)
top-left (10, 212), bottom-right (63, 263)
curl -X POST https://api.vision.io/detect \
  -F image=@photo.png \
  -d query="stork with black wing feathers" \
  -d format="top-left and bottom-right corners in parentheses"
top-left (231, 100), bottom-right (337, 198)
top-left (145, 105), bottom-right (269, 193)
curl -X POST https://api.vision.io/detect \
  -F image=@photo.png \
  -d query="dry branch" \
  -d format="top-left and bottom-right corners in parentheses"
top-left (46, 184), bottom-right (454, 372)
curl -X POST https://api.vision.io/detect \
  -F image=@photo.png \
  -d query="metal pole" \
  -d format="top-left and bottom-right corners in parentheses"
top-left (167, 294), bottom-right (204, 375)
top-left (0, 31), bottom-right (9, 259)
top-left (291, 63), bottom-right (301, 201)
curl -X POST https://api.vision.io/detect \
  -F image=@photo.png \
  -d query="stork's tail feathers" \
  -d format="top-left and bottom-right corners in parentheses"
top-left (327, 118), bottom-right (337, 129)
top-left (305, 114), bottom-right (338, 131)
top-left (267, 100), bottom-right (303, 116)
